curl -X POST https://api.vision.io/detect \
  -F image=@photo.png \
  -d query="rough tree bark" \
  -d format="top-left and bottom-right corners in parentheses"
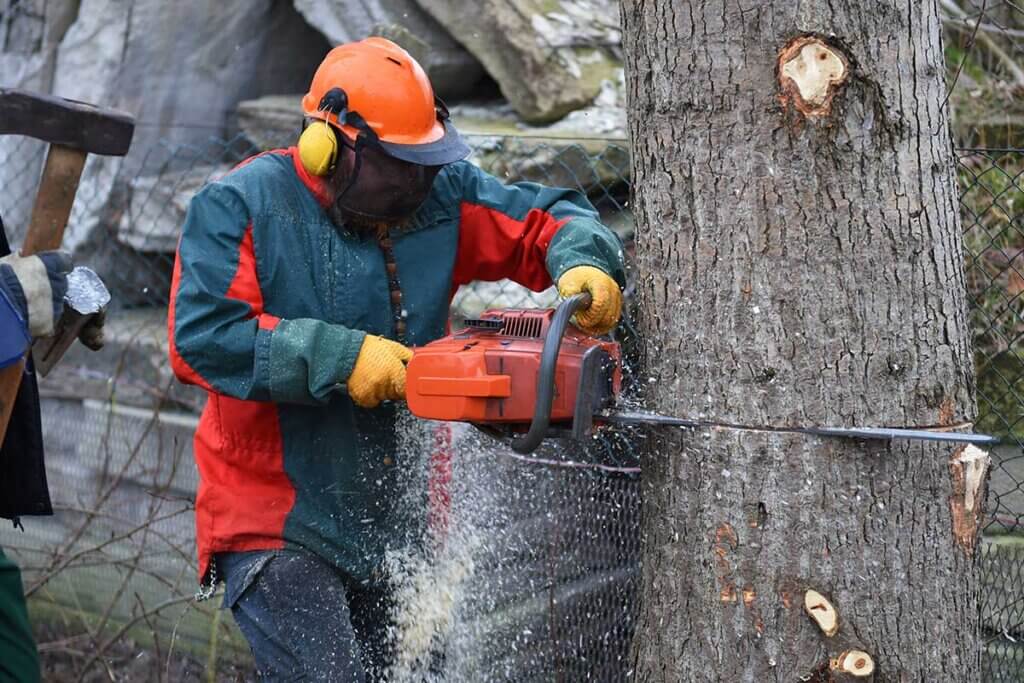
top-left (621, 1), bottom-right (986, 681)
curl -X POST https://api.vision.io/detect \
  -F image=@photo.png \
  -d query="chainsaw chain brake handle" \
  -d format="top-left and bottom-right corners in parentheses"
top-left (510, 292), bottom-right (593, 454)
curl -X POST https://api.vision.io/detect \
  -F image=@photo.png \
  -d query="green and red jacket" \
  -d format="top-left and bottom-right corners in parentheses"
top-left (169, 147), bottom-right (625, 582)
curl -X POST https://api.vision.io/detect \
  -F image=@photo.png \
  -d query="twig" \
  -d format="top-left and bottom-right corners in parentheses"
top-left (205, 606), bottom-right (223, 683)
top-left (88, 523), bottom-right (152, 653)
top-left (944, 17), bottom-right (1024, 38)
top-left (74, 594), bottom-right (195, 683)
top-left (48, 503), bottom-right (197, 568)
top-left (135, 592), bottom-right (164, 683)
top-left (941, 0), bottom-right (1024, 90)
top-left (26, 506), bottom-right (190, 597)
top-left (943, 0), bottom-right (989, 109)
top-left (1000, 0), bottom-right (1024, 16)
top-left (144, 490), bottom-right (196, 507)
top-left (34, 375), bottom-right (174, 593)
top-left (35, 633), bottom-right (93, 653)
top-left (164, 599), bottom-right (196, 683)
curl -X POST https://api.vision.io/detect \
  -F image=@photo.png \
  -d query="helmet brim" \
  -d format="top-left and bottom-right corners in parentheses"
top-left (378, 120), bottom-right (471, 167)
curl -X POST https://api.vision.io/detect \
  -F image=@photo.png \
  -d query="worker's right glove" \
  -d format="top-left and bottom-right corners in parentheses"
top-left (0, 250), bottom-right (72, 338)
top-left (557, 265), bottom-right (623, 336)
top-left (347, 335), bottom-right (413, 408)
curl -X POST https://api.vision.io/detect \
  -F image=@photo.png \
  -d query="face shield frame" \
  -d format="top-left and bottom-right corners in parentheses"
top-left (308, 88), bottom-right (470, 223)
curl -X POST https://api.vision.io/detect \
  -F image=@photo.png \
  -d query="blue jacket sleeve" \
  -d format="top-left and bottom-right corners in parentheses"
top-left (0, 277), bottom-right (29, 368)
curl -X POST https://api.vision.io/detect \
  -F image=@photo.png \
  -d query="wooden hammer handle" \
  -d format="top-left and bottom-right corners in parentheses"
top-left (0, 360), bottom-right (24, 440)
top-left (23, 144), bottom-right (87, 255)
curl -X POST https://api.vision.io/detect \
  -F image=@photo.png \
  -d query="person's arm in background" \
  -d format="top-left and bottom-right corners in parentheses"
top-left (0, 221), bottom-right (80, 522)
top-left (169, 182), bottom-right (405, 408)
top-left (0, 249), bottom-right (71, 344)
top-left (443, 161), bottom-right (626, 335)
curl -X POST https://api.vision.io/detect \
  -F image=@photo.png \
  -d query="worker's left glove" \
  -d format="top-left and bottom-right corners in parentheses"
top-left (0, 250), bottom-right (72, 338)
top-left (557, 265), bottom-right (623, 336)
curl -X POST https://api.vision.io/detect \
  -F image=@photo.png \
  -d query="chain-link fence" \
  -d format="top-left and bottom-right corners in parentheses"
top-left (0, 128), bottom-right (1021, 680)
top-left (959, 148), bottom-right (1024, 681)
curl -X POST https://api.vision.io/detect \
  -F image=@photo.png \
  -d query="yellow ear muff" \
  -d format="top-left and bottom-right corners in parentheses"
top-left (298, 120), bottom-right (338, 176)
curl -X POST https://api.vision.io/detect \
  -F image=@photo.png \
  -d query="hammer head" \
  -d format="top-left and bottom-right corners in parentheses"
top-left (0, 88), bottom-right (134, 156)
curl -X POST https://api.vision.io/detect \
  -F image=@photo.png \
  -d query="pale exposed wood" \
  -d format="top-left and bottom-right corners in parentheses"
top-left (778, 37), bottom-right (849, 116)
top-left (803, 589), bottom-right (839, 637)
top-left (949, 445), bottom-right (991, 554)
top-left (831, 649), bottom-right (876, 677)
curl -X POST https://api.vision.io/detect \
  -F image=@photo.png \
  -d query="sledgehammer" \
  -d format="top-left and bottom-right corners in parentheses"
top-left (0, 89), bottom-right (134, 441)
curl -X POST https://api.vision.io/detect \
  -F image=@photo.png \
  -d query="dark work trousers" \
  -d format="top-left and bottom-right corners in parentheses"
top-left (217, 549), bottom-right (394, 682)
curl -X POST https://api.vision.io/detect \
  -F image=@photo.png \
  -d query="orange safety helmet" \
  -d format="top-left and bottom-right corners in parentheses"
top-left (301, 37), bottom-right (469, 167)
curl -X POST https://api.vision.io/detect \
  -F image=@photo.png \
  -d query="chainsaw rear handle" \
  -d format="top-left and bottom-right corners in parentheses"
top-left (510, 292), bottom-right (593, 454)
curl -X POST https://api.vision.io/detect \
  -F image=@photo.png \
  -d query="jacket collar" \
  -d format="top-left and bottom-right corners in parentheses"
top-left (289, 146), bottom-right (333, 208)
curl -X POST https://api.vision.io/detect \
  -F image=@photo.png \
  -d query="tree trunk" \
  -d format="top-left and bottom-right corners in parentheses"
top-left (621, 2), bottom-right (984, 681)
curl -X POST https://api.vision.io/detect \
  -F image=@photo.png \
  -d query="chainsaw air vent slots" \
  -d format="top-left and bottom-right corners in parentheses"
top-left (497, 311), bottom-right (545, 338)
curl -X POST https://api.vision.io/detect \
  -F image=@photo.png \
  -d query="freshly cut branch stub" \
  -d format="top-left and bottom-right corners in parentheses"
top-left (803, 589), bottom-right (839, 637)
top-left (778, 37), bottom-right (849, 117)
top-left (830, 649), bottom-right (875, 677)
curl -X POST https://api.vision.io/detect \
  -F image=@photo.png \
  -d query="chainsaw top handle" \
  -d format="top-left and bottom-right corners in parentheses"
top-left (510, 292), bottom-right (593, 454)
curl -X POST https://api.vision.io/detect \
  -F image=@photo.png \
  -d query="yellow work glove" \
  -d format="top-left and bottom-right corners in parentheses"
top-left (347, 335), bottom-right (413, 408)
top-left (557, 265), bottom-right (623, 336)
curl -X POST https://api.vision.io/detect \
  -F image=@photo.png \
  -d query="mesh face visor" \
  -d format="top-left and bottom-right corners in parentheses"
top-left (334, 139), bottom-right (443, 222)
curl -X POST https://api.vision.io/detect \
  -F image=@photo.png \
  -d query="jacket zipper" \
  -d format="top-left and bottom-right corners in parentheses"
top-left (377, 234), bottom-right (406, 344)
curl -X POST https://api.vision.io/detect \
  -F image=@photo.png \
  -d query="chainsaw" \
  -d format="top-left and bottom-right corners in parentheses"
top-left (405, 294), bottom-right (999, 454)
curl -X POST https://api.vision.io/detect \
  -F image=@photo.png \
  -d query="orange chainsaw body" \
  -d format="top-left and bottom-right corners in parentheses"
top-left (406, 308), bottom-right (621, 426)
